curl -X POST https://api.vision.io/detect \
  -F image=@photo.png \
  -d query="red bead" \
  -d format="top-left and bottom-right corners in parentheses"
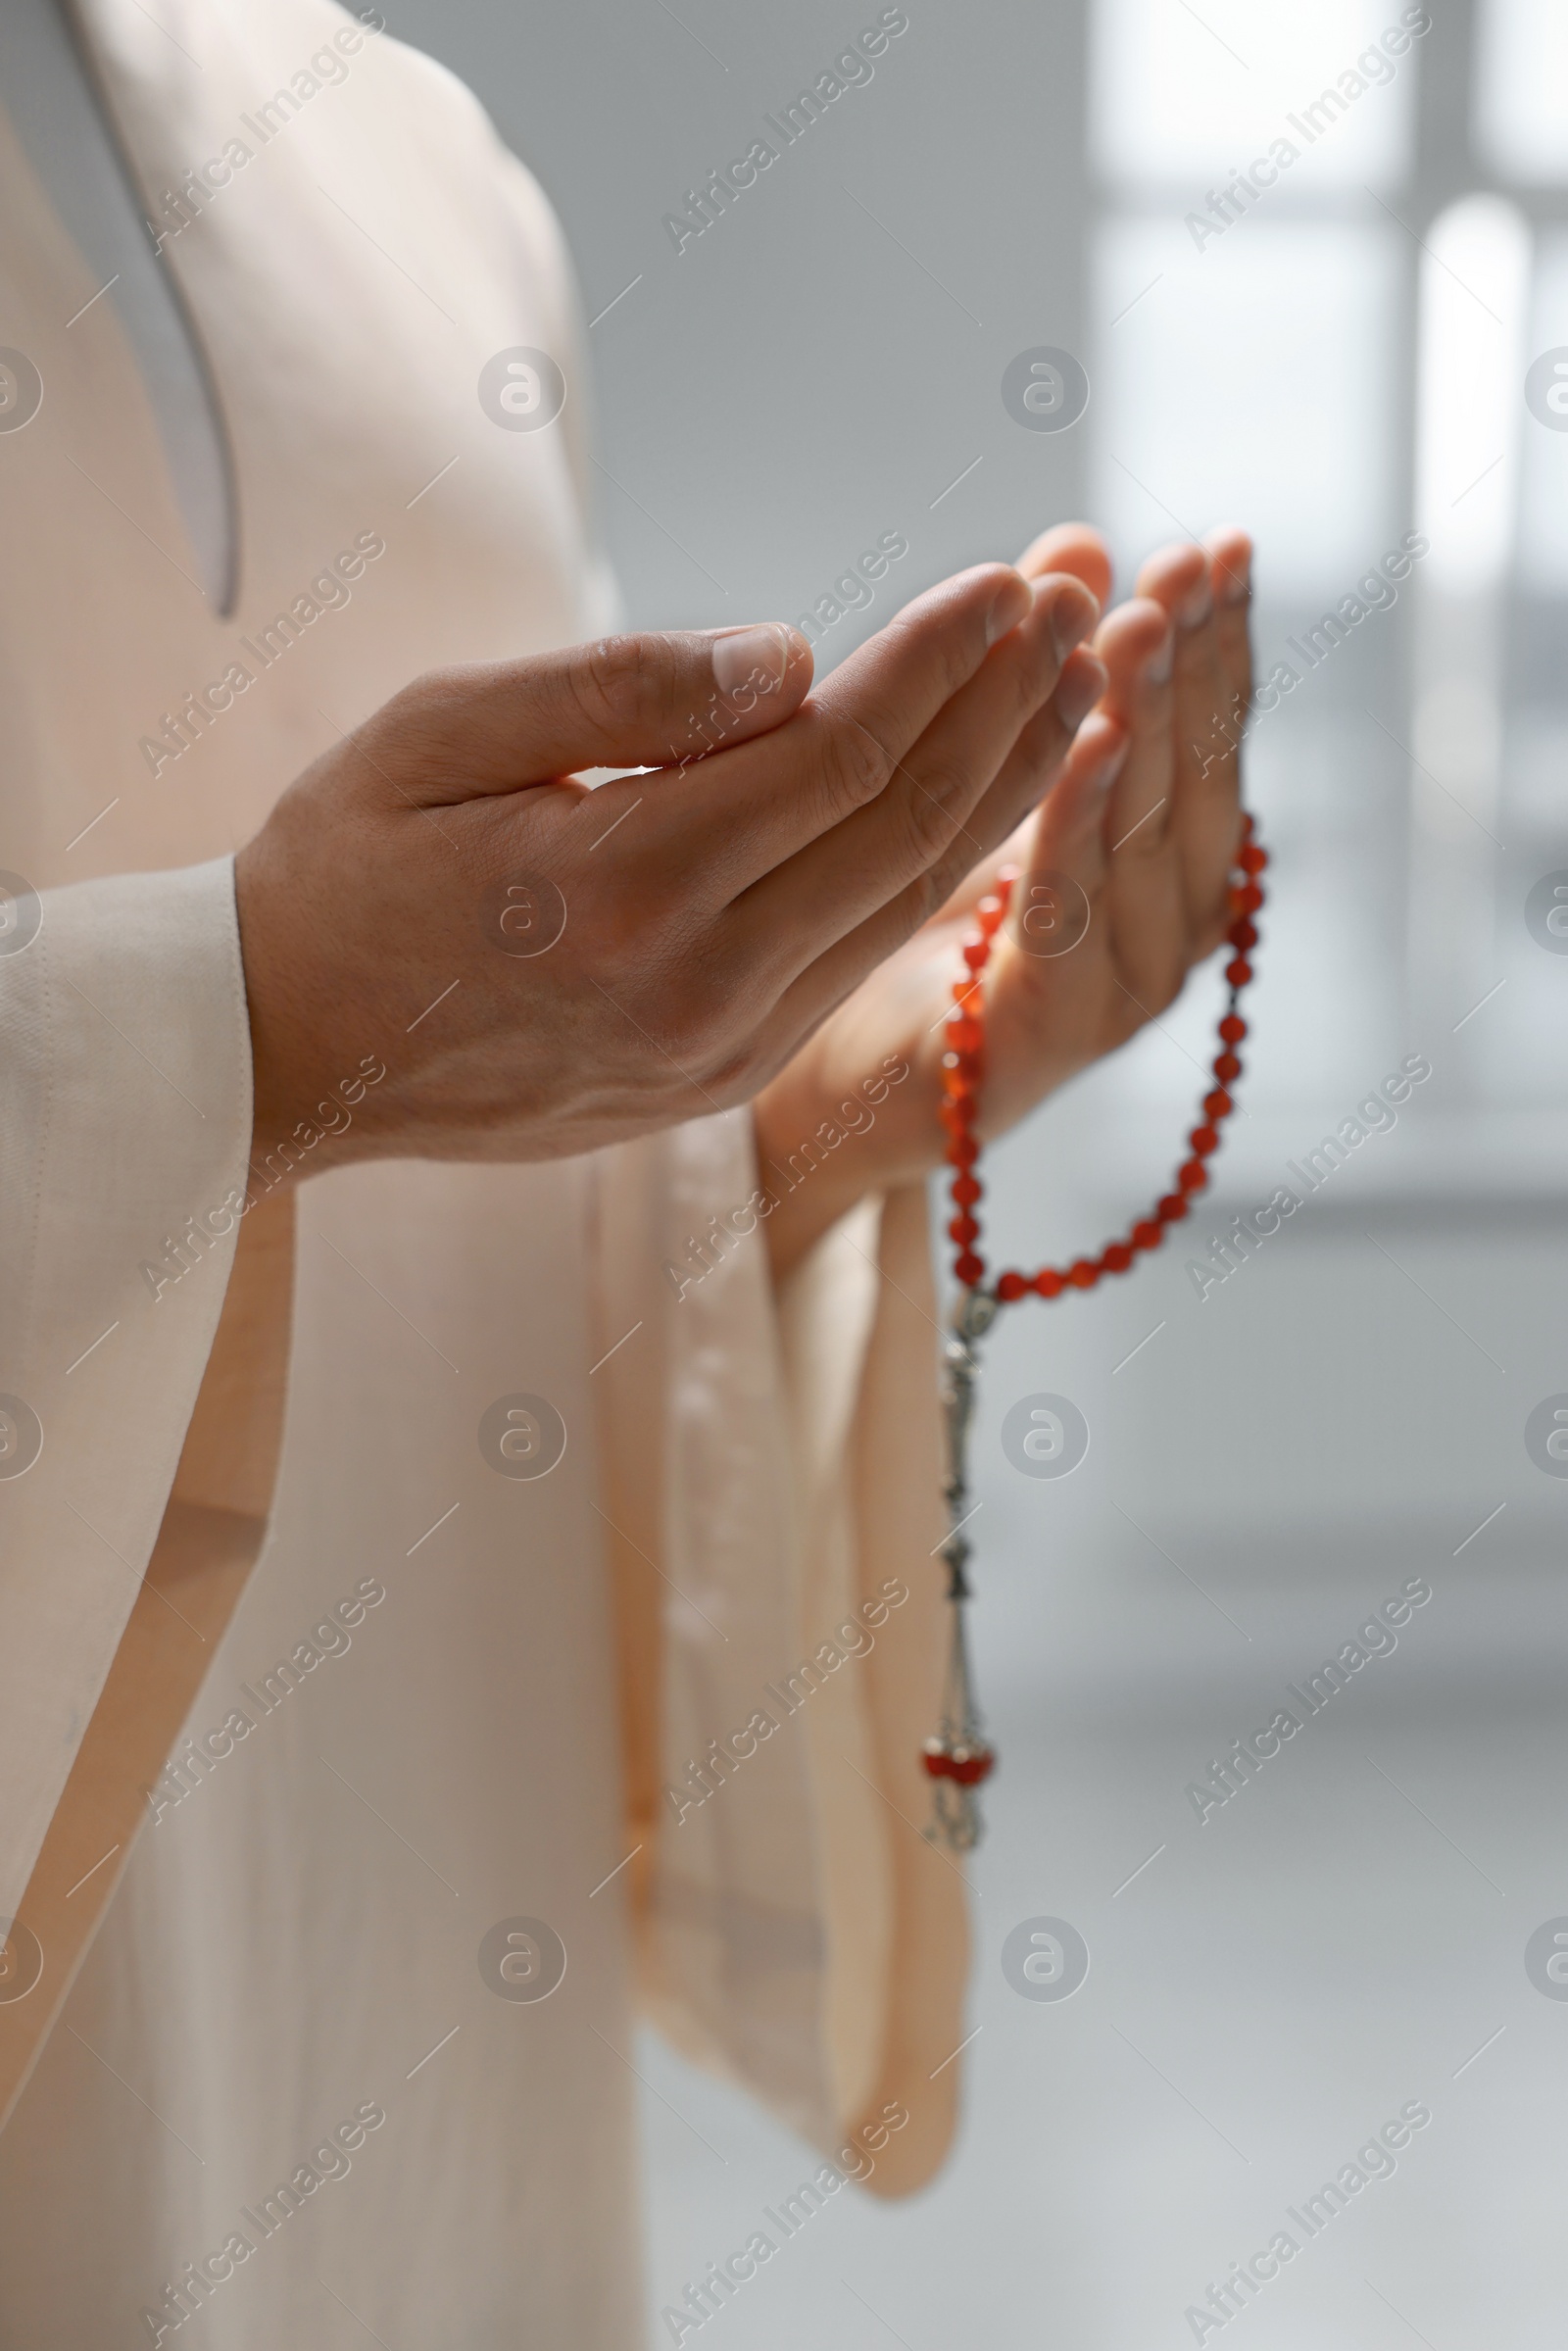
top-left (931, 823), bottom-right (1262, 1307)
top-left (1241, 810), bottom-right (1255, 838)
top-left (921, 1743), bottom-right (954, 1780)
top-left (947, 1745), bottom-right (995, 1787)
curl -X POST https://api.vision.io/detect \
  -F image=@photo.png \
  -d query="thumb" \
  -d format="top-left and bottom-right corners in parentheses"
top-left (370, 623), bottom-right (814, 804)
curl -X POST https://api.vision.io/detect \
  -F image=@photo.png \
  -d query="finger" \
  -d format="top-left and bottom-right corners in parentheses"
top-left (807, 562), bottom-right (1035, 769)
top-left (1015, 522), bottom-right (1114, 609)
top-left (1133, 540), bottom-right (1236, 908)
top-left (730, 572), bottom-right (1101, 964)
top-left (1089, 596), bottom-right (1176, 863)
top-left (752, 644), bottom-right (1117, 1055)
top-left (971, 713), bottom-right (1130, 1053)
top-left (657, 563), bottom-right (1037, 886)
top-left (888, 662), bottom-right (1123, 935)
top-left (1017, 709), bottom-right (1127, 913)
top-left (370, 623), bottom-right (816, 805)
top-left (1206, 526), bottom-right (1253, 728)
top-left (1134, 540), bottom-right (1227, 788)
top-left (891, 711), bottom-right (1129, 1114)
top-left (1131, 539), bottom-right (1207, 615)
top-left (1161, 527), bottom-right (1252, 950)
top-left (941, 642), bottom-right (1109, 898)
top-left (1073, 598), bottom-right (1194, 1015)
top-left (1136, 535), bottom-right (1249, 947)
top-left (1047, 590), bottom-right (1193, 1024)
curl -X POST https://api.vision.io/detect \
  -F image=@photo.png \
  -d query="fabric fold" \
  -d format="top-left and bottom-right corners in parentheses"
top-left (594, 1108), bottom-right (967, 2188)
top-left (0, 857), bottom-right (253, 1929)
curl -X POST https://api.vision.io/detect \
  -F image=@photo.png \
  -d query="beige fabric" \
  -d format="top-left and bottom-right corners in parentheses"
top-left (0, 2), bottom-right (965, 2337)
top-left (596, 1151), bottom-right (962, 2187)
top-left (0, 860), bottom-right (256, 1928)
top-left (0, 1189), bottom-right (294, 2127)
top-left (783, 1185), bottom-right (970, 2194)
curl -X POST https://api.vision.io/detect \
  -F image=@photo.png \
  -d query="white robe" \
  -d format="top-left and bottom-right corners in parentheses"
top-left (0, 4), bottom-right (966, 2342)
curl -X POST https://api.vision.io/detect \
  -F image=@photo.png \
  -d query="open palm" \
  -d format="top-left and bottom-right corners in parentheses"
top-left (754, 519), bottom-right (1255, 1251)
top-left (916, 520), bottom-right (1253, 1142)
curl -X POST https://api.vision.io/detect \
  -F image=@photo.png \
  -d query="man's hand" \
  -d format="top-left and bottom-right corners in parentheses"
top-left (753, 524), bottom-right (1254, 1277)
top-left (233, 563), bottom-right (1108, 1176)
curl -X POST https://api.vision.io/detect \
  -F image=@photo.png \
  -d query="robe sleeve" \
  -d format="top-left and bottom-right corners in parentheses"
top-left (593, 1107), bottom-right (969, 2194)
top-left (0, 857), bottom-right (261, 2096)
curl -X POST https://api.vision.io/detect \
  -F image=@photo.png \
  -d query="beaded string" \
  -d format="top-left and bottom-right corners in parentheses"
top-left (921, 815), bottom-right (1268, 1849)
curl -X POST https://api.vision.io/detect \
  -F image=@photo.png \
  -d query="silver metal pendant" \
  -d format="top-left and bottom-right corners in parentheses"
top-left (923, 1289), bottom-right (999, 1851)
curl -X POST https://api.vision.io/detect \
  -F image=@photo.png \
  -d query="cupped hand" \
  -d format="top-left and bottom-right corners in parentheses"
top-left (753, 523), bottom-right (1253, 1274)
top-left (232, 560), bottom-right (1107, 1177)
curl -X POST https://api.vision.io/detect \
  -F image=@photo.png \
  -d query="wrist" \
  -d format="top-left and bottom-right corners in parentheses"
top-left (233, 837), bottom-right (389, 1191)
top-left (752, 1042), bottom-right (921, 1283)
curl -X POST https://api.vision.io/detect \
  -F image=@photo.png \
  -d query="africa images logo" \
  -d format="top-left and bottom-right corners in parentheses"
top-left (0, 349), bottom-right (43, 433)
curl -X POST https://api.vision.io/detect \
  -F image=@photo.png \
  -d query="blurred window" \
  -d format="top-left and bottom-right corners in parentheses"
top-left (1084, 0), bottom-right (1568, 1133)
top-left (1475, 0), bottom-right (1568, 184)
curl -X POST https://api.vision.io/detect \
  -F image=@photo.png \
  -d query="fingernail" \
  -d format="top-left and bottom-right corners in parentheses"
top-left (1219, 551), bottom-right (1251, 606)
top-left (1147, 627), bottom-right (1174, 685)
top-left (1042, 576), bottom-right (1100, 663)
top-left (1177, 577), bottom-right (1213, 629)
top-left (711, 623), bottom-right (791, 696)
top-left (985, 571), bottom-right (1032, 646)
top-left (1055, 652), bottom-right (1107, 731)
